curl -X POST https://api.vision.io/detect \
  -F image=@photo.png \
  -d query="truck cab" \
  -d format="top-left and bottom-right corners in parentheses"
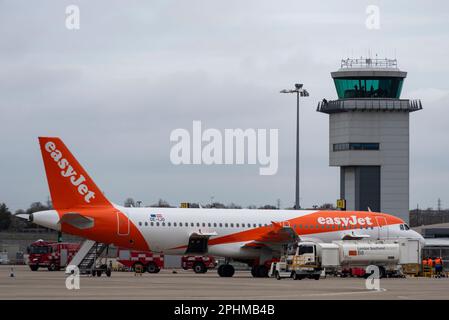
top-left (270, 242), bottom-right (322, 280)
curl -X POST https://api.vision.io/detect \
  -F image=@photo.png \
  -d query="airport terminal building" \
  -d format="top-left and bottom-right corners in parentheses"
top-left (318, 58), bottom-right (422, 223)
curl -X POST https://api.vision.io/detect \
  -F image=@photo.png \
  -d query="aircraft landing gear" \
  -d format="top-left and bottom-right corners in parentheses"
top-left (251, 265), bottom-right (269, 278)
top-left (218, 259), bottom-right (235, 277)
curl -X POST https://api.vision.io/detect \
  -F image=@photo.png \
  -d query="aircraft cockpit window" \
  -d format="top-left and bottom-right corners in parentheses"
top-left (400, 224), bottom-right (404, 230)
top-left (404, 224), bottom-right (410, 230)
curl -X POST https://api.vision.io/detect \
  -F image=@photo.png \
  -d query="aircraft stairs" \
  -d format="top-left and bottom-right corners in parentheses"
top-left (66, 240), bottom-right (111, 276)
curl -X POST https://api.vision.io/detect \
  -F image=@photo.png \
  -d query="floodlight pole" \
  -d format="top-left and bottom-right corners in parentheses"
top-left (280, 84), bottom-right (309, 210)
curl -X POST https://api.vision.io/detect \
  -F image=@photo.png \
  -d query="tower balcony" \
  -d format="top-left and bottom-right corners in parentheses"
top-left (317, 98), bottom-right (422, 114)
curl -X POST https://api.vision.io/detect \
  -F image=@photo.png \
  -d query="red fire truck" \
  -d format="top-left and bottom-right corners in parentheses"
top-left (181, 255), bottom-right (217, 273)
top-left (116, 248), bottom-right (217, 274)
top-left (27, 240), bottom-right (80, 271)
top-left (116, 248), bottom-right (164, 273)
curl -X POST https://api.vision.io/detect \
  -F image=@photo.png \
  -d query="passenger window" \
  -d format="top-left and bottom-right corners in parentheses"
top-left (156, 222), bottom-right (160, 227)
top-left (253, 224), bottom-right (257, 228)
top-left (144, 222), bottom-right (148, 226)
top-left (202, 223), bottom-right (206, 227)
top-left (173, 222), bottom-right (177, 227)
top-left (162, 222), bottom-right (166, 227)
top-left (208, 223), bottom-right (211, 227)
top-left (138, 222), bottom-right (142, 226)
top-left (150, 222), bottom-right (154, 226)
top-left (258, 224), bottom-right (262, 227)
top-left (230, 223), bottom-right (234, 227)
top-left (225, 223), bottom-right (228, 228)
top-left (191, 223), bottom-right (194, 227)
top-left (219, 223), bottom-right (223, 227)
top-left (196, 223), bottom-right (200, 227)
top-left (247, 223), bottom-right (251, 228)
top-left (236, 223), bottom-right (240, 228)
top-left (214, 223), bottom-right (217, 227)
top-left (179, 222), bottom-right (182, 227)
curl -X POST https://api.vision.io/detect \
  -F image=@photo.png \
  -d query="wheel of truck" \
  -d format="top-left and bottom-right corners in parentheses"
top-left (105, 269), bottom-right (112, 277)
top-left (48, 263), bottom-right (59, 271)
top-left (314, 274), bottom-right (320, 280)
top-left (147, 262), bottom-right (159, 274)
top-left (29, 265), bottom-right (39, 271)
top-left (292, 272), bottom-right (299, 280)
top-left (193, 262), bottom-right (206, 274)
top-left (96, 270), bottom-right (102, 277)
top-left (133, 262), bottom-right (146, 273)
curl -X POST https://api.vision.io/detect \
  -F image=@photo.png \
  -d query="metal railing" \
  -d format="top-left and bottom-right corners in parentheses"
top-left (317, 98), bottom-right (422, 114)
top-left (340, 58), bottom-right (398, 69)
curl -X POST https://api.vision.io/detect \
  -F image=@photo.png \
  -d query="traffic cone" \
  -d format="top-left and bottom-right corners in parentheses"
top-left (10, 267), bottom-right (14, 278)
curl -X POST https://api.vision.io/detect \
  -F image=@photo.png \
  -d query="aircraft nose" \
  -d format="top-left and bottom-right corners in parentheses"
top-left (30, 210), bottom-right (61, 231)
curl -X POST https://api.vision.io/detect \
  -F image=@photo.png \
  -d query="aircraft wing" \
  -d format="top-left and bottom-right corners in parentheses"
top-left (241, 221), bottom-right (299, 249)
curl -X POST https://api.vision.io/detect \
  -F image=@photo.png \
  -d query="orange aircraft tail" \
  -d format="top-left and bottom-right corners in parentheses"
top-left (38, 137), bottom-right (112, 210)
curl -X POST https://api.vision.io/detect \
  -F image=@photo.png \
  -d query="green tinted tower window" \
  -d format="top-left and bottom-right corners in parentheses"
top-left (333, 77), bottom-right (404, 99)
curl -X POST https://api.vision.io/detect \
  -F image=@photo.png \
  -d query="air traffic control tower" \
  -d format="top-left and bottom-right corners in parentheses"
top-left (317, 58), bottom-right (422, 223)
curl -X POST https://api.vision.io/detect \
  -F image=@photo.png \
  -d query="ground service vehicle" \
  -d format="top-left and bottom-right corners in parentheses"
top-left (270, 239), bottom-right (421, 280)
top-left (27, 240), bottom-right (80, 271)
top-left (181, 255), bottom-right (217, 273)
top-left (117, 248), bottom-right (164, 273)
top-left (117, 248), bottom-right (216, 274)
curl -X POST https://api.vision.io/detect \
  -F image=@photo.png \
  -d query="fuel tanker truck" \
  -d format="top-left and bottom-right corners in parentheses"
top-left (270, 239), bottom-right (421, 280)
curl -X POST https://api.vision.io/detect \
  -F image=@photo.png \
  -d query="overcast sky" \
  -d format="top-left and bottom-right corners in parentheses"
top-left (0, 1), bottom-right (448, 212)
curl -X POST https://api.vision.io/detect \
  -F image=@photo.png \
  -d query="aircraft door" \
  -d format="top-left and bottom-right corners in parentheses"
top-left (116, 211), bottom-right (130, 236)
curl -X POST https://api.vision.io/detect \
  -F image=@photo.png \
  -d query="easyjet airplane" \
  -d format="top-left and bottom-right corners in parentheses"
top-left (20, 137), bottom-right (424, 277)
